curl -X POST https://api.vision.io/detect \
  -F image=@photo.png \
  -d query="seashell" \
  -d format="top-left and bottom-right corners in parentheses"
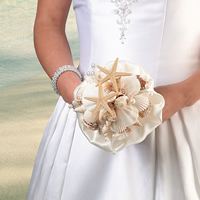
top-left (111, 102), bottom-right (138, 130)
top-left (96, 70), bottom-right (106, 81)
top-left (102, 79), bottom-right (125, 94)
top-left (101, 121), bottom-right (114, 140)
top-left (99, 108), bottom-right (108, 122)
top-left (134, 120), bottom-right (143, 127)
top-left (114, 95), bottom-right (128, 108)
top-left (75, 83), bottom-right (89, 103)
top-left (119, 88), bottom-right (126, 95)
top-left (121, 75), bottom-right (141, 96)
top-left (102, 81), bottom-right (113, 93)
top-left (99, 107), bottom-right (117, 122)
top-left (75, 99), bottom-right (82, 105)
top-left (102, 124), bottom-right (112, 135)
top-left (107, 91), bottom-right (117, 102)
top-left (134, 93), bottom-right (150, 112)
top-left (117, 126), bottom-right (126, 133)
top-left (137, 75), bottom-right (147, 90)
top-left (98, 122), bottom-right (104, 135)
top-left (81, 110), bottom-right (99, 130)
top-left (139, 102), bottom-right (152, 118)
top-left (144, 78), bottom-right (153, 89)
top-left (84, 109), bottom-right (99, 123)
top-left (74, 105), bottom-right (87, 113)
top-left (81, 119), bottom-right (98, 130)
top-left (116, 77), bottom-right (124, 87)
top-left (115, 126), bottom-right (132, 140)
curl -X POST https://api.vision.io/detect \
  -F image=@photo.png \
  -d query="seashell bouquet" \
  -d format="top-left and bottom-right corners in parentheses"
top-left (72, 58), bottom-right (165, 154)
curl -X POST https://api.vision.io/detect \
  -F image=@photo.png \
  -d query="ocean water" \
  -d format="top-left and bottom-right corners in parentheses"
top-left (0, 0), bottom-right (79, 90)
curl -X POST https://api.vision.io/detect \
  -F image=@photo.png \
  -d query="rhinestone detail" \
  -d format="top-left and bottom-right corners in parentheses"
top-left (51, 65), bottom-right (83, 95)
top-left (111, 0), bottom-right (136, 44)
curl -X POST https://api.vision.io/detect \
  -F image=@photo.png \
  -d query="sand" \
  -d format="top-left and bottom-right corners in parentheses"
top-left (0, 61), bottom-right (79, 200)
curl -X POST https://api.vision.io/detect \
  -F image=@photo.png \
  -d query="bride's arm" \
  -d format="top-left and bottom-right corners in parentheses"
top-left (34, 0), bottom-right (82, 104)
top-left (155, 69), bottom-right (200, 122)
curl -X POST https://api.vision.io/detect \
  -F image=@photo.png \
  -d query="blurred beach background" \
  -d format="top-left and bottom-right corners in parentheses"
top-left (0, 0), bottom-right (79, 199)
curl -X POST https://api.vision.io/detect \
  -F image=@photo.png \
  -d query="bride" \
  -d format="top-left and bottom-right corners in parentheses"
top-left (27, 0), bottom-right (200, 199)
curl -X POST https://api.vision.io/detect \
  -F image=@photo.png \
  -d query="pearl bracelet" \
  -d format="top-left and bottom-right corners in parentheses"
top-left (51, 65), bottom-right (83, 95)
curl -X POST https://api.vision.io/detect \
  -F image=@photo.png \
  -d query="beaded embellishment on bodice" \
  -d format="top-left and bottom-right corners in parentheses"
top-left (111, 0), bottom-right (136, 44)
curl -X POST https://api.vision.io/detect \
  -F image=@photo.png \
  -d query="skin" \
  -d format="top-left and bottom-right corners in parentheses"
top-left (34, 0), bottom-right (200, 123)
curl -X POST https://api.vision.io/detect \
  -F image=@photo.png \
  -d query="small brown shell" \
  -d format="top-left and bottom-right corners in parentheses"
top-left (74, 105), bottom-right (86, 113)
top-left (81, 119), bottom-right (98, 130)
top-left (115, 126), bottom-right (132, 140)
top-left (99, 107), bottom-right (117, 122)
top-left (114, 95), bottom-right (128, 108)
top-left (139, 103), bottom-right (152, 118)
top-left (137, 75), bottom-right (147, 90)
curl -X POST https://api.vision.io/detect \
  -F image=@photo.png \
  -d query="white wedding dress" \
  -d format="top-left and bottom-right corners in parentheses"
top-left (27, 0), bottom-right (200, 199)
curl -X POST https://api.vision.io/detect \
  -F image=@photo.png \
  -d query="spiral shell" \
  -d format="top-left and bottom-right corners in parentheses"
top-left (116, 77), bottom-right (125, 93)
top-left (81, 110), bottom-right (99, 130)
top-left (137, 75), bottom-right (147, 90)
top-left (114, 95), bottom-right (128, 108)
top-left (99, 106), bottom-right (117, 122)
top-left (84, 110), bottom-right (99, 123)
top-left (107, 91), bottom-right (117, 102)
top-left (81, 119), bottom-right (98, 130)
top-left (102, 122), bottom-right (115, 140)
top-left (102, 81), bottom-right (113, 93)
top-left (96, 70), bottom-right (106, 81)
top-left (74, 105), bottom-right (87, 113)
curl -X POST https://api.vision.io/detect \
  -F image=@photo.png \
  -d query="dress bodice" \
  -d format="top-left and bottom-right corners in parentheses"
top-left (73, 0), bottom-right (200, 86)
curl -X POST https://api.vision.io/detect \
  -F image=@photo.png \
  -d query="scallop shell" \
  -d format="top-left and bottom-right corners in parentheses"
top-left (134, 93), bottom-right (152, 118)
top-left (111, 103), bottom-right (138, 130)
top-left (74, 105), bottom-right (87, 113)
top-left (115, 126), bottom-right (132, 140)
top-left (139, 102), bottom-right (152, 118)
top-left (121, 75), bottom-right (141, 96)
top-left (134, 93), bottom-right (150, 112)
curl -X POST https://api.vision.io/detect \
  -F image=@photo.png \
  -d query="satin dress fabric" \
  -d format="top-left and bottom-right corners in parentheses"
top-left (27, 0), bottom-right (200, 199)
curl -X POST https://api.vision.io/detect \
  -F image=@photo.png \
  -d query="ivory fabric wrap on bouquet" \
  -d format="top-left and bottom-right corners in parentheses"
top-left (73, 58), bottom-right (165, 154)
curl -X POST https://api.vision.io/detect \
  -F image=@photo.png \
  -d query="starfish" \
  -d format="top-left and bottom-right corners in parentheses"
top-left (84, 84), bottom-right (117, 118)
top-left (96, 58), bottom-right (132, 92)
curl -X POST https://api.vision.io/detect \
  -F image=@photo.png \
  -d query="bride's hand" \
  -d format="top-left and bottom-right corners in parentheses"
top-left (56, 71), bottom-right (82, 104)
top-left (155, 69), bottom-right (200, 123)
top-left (155, 83), bottom-right (187, 123)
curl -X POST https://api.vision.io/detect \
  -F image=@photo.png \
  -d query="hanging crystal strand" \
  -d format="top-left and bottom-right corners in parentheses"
top-left (111, 0), bottom-right (136, 44)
